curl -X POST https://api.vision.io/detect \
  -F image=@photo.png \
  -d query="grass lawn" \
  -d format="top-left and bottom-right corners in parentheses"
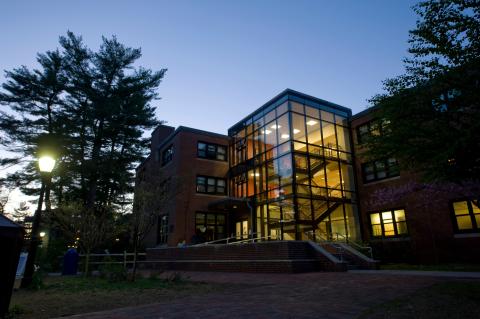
top-left (380, 263), bottom-right (480, 272)
top-left (359, 281), bottom-right (480, 319)
top-left (8, 274), bottom-right (230, 319)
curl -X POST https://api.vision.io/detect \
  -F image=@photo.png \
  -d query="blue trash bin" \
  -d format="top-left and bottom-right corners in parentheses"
top-left (62, 248), bottom-right (79, 275)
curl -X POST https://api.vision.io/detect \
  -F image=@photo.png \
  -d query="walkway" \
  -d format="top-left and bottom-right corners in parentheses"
top-left (65, 271), bottom-right (477, 319)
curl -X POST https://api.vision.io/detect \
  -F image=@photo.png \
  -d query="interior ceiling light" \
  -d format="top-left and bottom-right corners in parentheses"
top-left (293, 129), bottom-right (300, 134)
top-left (306, 120), bottom-right (318, 126)
top-left (281, 134), bottom-right (290, 139)
top-left (270, 124), bottom-right (281, 129)
top-left (262, 129), bottom-right (272, 135)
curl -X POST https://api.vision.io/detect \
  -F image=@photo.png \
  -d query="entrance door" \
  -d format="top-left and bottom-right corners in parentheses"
top-left (235, 220), bottom-right (248, 240)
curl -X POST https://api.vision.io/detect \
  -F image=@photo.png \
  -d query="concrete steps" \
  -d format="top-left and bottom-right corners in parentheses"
top-left (144, 240), bottom-right (350, 273)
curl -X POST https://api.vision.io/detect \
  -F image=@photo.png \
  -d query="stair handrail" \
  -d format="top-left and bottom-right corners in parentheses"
top-left (229, 234), bottom-right (275, 245)
top-left (332, 232), bottom-right (373, 259)
top-left (305, 230), bottom-right (373, 259)
top-left (192, 232), bottom-right (276, 246)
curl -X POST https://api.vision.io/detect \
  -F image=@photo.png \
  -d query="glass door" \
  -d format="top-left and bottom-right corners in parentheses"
top-left (235, 220), bottom-right (249, 240)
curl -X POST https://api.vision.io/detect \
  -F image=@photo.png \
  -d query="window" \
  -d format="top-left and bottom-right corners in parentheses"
top-left (161, 144), bottom-right (173, 166)
top-left (362, 158), bottom-right (399, 183)
top-left (157, 215), bottom-right (168, 244)
top-left (370, 209), bottom-right (408, 237)
top-left (452, 200), bottom-right (480, 232)
top-left (195, 212), bottom-right (226, 242)
top-left (197, 142), bottom-right (227, 161)
top-left (196, 176), bottom-right (227, 195)
top-left (356, 119), bottom-right (390, 144)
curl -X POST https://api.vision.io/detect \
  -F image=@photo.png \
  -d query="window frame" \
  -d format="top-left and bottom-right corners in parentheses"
top-left (196, 175), bottom-right (227, 195)
top-left (197, 141), bottom-right (228, 161)
top-left (369, 208), bottom-right (408, 238)
top-left (157, 214), bottom-right (169, 245)
top-left (361, 158), bottom-right (399, 183)
top-left (161, 144), bottom-right (174, 166)
top-left (356, 119), bottom-right (389, 144)
top-left (451, 199), bottom-right (480, 233)
top-left (195, 212), bottom-right (226, 241)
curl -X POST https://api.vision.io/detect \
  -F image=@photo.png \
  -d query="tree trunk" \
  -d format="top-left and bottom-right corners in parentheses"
top-left (84, 250), bottom-right (90, 278)
top-left (132, 233), bottom-right (138, 281)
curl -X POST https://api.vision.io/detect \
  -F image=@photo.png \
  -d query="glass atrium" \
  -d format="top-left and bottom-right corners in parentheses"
top-left (228, 90), bottom-right (359, 241)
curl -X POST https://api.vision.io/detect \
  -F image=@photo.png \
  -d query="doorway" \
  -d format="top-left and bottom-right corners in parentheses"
top-left (235, 220), bottom-right (248, 240)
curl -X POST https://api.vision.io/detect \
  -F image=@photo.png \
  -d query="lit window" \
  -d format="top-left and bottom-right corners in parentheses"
top-left (370, 209), bottom-right (408, 237)
top-left (452, 200), bottom-right (480, 232)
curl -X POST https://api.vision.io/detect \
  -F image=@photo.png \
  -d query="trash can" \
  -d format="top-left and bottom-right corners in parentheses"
top-left (0, 215), bottom-right (25, 317)
top-left (62, 248), bottom-right (79, 275)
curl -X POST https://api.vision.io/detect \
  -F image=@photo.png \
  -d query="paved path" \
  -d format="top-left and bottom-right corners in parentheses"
top-left (350, 269), bottom-right (480, 278)
top-left (65, 271), bottom-right (475, 319)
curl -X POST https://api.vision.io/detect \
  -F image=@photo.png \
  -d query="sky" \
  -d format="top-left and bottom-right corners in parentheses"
top-left (0, 0), bottom-right (420, 212)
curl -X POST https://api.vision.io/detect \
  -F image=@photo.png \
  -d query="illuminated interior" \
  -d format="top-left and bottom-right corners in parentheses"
top-left (228, 93), bottom-right (360, 241)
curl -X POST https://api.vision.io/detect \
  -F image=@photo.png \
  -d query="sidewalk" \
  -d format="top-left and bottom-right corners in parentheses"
top-left (349, 269), bottom-right (480, 278)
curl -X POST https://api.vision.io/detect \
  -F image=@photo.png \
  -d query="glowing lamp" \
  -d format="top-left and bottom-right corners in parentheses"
top-left (38, 155), bottom-right (56, 173)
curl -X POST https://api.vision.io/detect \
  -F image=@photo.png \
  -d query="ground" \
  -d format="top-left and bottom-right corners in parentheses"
top-left (8, 271), bottom-right (480, 319)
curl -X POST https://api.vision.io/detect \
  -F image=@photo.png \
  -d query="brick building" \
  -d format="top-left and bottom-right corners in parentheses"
top-left (136, 125), bottom-right (229, 247)
top-left (135, 89), bottom-right (480, 264)
top-left (351, 108), bottom-right (480, 263)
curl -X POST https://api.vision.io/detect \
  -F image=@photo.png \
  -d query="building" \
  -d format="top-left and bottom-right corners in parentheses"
top-left (136, 88), bottom-right (480, 264)
top-left (225, 90), bottom-right (359, 243)
top-left (136, 125), bottom-right (229, 247)
top-left (351, 108), bottom-right (480, 263)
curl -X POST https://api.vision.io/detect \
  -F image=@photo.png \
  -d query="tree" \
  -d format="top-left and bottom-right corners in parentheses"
top-left (0, 186), bottom-right (11, 215)
top-left (131, 161), bottom-right (181, 280)
top-left (365, 0), bottom-right (480, 182)
top-left (0, 32), bottom-right (166, 225)
top-left (12, 201), bottom-right (30, 223)
top-left (50, 202), bottom-right (115, 276)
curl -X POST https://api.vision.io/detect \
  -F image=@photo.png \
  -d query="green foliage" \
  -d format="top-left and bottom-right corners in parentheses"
top-left (44, 274), bottom-right (192, 292)
top-left (28, 271), bottom-right (45, 290)
top-left (6, 304), bottom-right (25, 319)
top-left (365, 0), bottom-right (480, 182)
top-left (0, 31), bottom-right (166, 213)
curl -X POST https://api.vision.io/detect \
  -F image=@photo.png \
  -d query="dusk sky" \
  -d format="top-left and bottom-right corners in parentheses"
top-left (1, 0), bottom-right (419, 135)
top-left (1, 0), bottom-right (419, 210)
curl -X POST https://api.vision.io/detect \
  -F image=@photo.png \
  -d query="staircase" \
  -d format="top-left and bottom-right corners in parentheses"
top-left (145, 240), bottom-right (377, 273)
top-left (315, 241), bottom-right (378, 270)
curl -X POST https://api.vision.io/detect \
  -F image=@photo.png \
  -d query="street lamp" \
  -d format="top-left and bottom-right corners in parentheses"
top-left (21, 155), bottom-right (56, 288)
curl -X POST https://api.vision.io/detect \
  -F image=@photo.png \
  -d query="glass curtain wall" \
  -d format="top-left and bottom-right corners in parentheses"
top-left (229, 96), bottom-right (359, 242)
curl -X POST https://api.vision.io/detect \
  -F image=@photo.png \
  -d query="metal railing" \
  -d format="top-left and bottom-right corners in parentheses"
top-left (305, 230), bottom-right (373, 259)
top-left (193, 233), bottom-right (277, 246)
top-left (79, 251), bottom-right (147, 269)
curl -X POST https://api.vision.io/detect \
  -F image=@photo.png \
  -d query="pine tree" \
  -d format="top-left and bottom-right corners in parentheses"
top-left (0, 32), bottom-right (166, 253)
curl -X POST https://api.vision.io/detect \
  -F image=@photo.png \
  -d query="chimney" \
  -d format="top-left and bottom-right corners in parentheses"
top-left (150, 124), bottom-right (175, 152)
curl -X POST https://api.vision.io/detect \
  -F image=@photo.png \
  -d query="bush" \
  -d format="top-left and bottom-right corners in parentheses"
top-left (6, 304), bottom-right (25, 318)
top-left (27, 271), bottom-right (45, 290)
top-left (99, 257), bottom-right (127, 282)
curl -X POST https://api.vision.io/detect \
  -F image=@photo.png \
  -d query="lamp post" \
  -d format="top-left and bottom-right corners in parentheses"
top-left (20, 155), bottom-right (55, 288)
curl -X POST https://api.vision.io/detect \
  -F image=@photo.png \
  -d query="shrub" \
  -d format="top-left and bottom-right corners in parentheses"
top-left (6, 304), bottom-right (25, 318)
top-left (99, 257), bottom-right (127, 282)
